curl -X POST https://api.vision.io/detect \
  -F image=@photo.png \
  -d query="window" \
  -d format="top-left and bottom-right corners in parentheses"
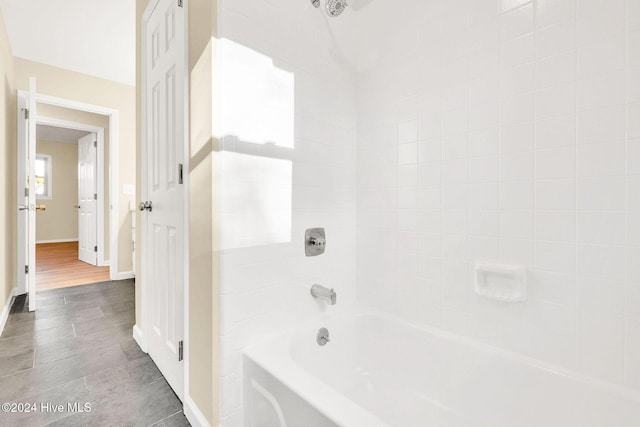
top-left (35, 154), bottom-right (52, 199)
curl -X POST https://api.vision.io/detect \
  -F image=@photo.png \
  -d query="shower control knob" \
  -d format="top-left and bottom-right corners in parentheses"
top-left (317, 328), bottom-right (330, 346)
top-left (305, 228), bottom-right (326, 256)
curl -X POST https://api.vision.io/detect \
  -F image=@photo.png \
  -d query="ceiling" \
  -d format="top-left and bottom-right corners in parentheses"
top-left (0, 0), bottom-right (135, 85)
top-left (37, 124), bottom-right (91, 144)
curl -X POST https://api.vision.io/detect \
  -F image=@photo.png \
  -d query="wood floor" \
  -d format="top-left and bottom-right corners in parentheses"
top-left (36, 242), bottom-right (110, 291)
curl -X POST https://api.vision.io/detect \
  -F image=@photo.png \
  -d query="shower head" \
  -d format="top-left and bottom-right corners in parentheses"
top-left (325, 0), bottom-right (347, 17)
top-left (310, 0), bottom-right (348, 18)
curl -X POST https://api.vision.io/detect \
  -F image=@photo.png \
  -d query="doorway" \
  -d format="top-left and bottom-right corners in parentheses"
top-left (33, 120), bottom-right (110, 290)
top-left (17, 88), bottom-right (121, 308)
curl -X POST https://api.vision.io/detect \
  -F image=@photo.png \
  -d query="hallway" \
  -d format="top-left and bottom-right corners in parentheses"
top-left (36, 242), bottom-right (111, 291)
top-left (0, 280), bottom-right (189, 427)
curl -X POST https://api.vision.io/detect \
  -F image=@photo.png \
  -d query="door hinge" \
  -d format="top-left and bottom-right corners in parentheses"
top-left (178, 340), bottom-right (184, 361)
top-left (94, 246), bottom-right (98, 252)
top-left (178, 0), bottom-right (183, 7)
top-left (93, 140), bottom-right (97, 148)
top-left (24, 188), bottom-right (29, 197)
top-left (24, 109), bottom-right (29, 120)
top-left (94, 193), bottom-right (98, 200)
top-left (178, 163), bottom-right (183, 185)
top-left (25, 265), bottom-right (29, 274)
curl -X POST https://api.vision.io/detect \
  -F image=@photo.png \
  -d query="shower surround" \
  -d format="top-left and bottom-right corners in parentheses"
top-left (213, 0), bottom-right (640, 425)
top-left (356, 0), bottom-right (640, 390)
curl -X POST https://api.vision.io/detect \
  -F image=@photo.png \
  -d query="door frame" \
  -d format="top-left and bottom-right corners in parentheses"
top-left (16, 91), bottom-right (121, 295)
top-left (36, 117), bottom-right (106, 266)
top-left (138, 0), bottom-right (190, 403)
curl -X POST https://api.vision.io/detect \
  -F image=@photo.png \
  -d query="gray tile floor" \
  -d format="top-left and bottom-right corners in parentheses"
top-left (0, 280), bottom-right (190, 427)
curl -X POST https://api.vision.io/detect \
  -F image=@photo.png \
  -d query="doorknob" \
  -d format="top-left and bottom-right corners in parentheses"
top-left (74, 204), bottom-right (81, 209)
top-left (35, 205), bottom-right (47, 211)
top-left (139, 201), bottom-right (153, 212)
top-left (18, 205), bottom-right (28, 211)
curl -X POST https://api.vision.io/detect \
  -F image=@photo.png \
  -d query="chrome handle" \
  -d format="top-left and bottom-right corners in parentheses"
top-left (139, 201), bottom-right (153, 212)
top-left (316, 328), bottom-right (330, 346)
top-left (310, 236), bottom-right (326, 248)
top-left (18, 205), bottom-right (28, 211)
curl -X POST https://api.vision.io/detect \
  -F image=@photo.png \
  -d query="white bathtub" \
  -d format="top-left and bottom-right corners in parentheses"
top-left (243, 309), bottom-right (640, 426)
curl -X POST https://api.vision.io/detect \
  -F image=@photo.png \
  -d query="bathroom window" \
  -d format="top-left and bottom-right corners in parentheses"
top-left (35, 154), bottom-right (52, 199)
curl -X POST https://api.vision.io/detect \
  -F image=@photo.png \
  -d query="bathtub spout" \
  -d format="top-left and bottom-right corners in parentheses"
top-left (311, 284), bottom-right (337, 305)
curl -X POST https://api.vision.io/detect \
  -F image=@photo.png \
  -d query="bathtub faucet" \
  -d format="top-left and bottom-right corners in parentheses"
top-left (311, 284), bottom-right (337, 305)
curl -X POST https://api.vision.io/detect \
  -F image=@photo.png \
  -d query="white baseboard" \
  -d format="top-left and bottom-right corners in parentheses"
top-left (114, 271), bottom-right (135, 281)
top-left (36, 238), bottom-right (79, 244)
top-left (0, 288), bottom-right (17, 337)
top-left (184, 396), bottom-right (211, 427)
top-left (132, 324), bottom-right (147, 352)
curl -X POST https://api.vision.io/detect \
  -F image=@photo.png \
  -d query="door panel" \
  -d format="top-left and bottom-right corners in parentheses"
top-left (17, 94), bottom-right (28, 296)
top-left (143, 0), bottom-right (185, 399)
top-left (27, 78), bottom-right (37, 311)
top-left (78, 133), bottom-right (98, 265)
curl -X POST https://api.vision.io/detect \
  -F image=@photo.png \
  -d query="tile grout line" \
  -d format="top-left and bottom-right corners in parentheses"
top-left (0, 365), bottom-right (37, 381)
top-left (40, 411), bottom-right (76, 427)
top-left (0, 280), bottom-right (153, 425)
top-left (623, 0), bottom-right (631, 386)
top-left (147, 410), bottom-right (183, 426)
top-left (573, 0), bottom-right (580, 369)
top-left (6, 345), bottom-right (134, 404)
top-left (4, 376), bottom-right (88, 407)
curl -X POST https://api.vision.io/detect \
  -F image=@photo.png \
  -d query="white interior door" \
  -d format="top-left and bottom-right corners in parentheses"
top-left (21, 78), bottom-right (37, 311)
top-left (78, 132), bottom-right (98, 265)
top-left (142, 0), bottom-right (186, 399)
top-left (17, 94), bottom-right (27, 297)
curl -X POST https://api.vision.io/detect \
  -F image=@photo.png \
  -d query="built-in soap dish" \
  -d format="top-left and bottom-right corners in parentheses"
top-left (474, 262), bottom-right (527, 302)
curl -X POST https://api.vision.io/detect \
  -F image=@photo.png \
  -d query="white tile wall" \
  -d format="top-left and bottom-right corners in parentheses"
top-left (218, 0), bottom-right (640, 424)
top-left (356, 0), bottom-right (640, 391)
top-left (217, 0), bottom-right (358, 424)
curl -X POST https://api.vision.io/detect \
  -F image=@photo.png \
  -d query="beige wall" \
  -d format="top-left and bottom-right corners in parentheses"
top-left (136, 0), bottom-right (218, 423)
top-left (14, 58), bottom-right (135, 274)
top-left (37, 104), bottom-right (110, 258)
top-left (189, 1), bottom-right (218, 424)
top-left (35, 139), bottom-right (78, 242)
top-left (0, 8), bottom-right (16, 312)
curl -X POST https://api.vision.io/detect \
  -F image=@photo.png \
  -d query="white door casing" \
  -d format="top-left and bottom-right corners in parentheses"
top-left (17, 94), bottom-right (28, 297)
top-left (78, 132), bottom-right (98, 265)
top-left (142, 0), bottom-right (186, 399)
top-left (26, 78), bottom-right (37, 311)
top-left (17, 91), bottom-right (119, 295)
